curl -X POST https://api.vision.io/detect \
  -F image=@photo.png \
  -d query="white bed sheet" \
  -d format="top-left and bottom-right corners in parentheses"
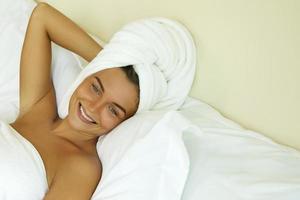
top-left (179, 97), bottom-right (300, 200)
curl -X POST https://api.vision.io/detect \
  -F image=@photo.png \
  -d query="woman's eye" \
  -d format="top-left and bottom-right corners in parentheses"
top-left (108, 105), bottom-right (118, 117)
top-left (92, 84), bottom-right (101, 94)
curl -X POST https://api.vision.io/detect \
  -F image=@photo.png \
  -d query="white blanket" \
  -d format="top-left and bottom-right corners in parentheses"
top-left (0, 121), bottom-right (48, 199)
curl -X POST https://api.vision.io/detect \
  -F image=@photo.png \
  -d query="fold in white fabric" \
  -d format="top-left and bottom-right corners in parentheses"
top-left (58, 18), bottom-right (196, 117)
top-left (0, 121), bottom-right (48, 199)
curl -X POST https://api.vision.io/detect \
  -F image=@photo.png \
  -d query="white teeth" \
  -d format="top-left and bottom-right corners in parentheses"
top-left (80, 105), bottom-right (95, 123)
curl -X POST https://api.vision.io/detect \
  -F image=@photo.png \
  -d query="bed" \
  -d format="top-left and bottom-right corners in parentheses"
top-left (0, 0), bottom-right (300, 199)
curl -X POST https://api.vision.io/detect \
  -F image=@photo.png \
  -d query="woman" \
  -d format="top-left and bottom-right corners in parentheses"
top-left (10, 2), bottom-right (139, 199)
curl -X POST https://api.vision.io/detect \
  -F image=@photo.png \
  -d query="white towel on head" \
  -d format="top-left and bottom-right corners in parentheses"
top-left (58, 17), bottom-right (196, 118)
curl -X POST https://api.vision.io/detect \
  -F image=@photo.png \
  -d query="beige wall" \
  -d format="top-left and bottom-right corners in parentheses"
top-left (38, 0), bottom-right (300, 150)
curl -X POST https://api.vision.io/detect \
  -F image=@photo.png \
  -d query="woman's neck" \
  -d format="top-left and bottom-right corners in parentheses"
top-left (50, 118), bottom-right (98, 152)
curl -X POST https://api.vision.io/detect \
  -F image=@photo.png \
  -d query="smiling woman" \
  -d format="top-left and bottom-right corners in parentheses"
top-left (1, 0), bottom-right (198, 197)
top-left (67, 67), bottom-right (139, 136)
top-left (8, 2), bottom-right (140, 199)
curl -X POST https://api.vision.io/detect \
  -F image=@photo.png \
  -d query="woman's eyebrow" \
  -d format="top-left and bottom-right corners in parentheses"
top-left (94, 76), bottom-right (104, 92)
top-left (113, 103), bottom-right (127, 116)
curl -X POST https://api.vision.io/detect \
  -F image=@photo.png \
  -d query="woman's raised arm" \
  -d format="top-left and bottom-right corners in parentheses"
top-left (19, 2), bottom-right (102, 117)
top-left (35, 2), bottom-right (102, 62)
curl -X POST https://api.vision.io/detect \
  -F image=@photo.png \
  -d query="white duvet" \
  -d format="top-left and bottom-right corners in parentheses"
top-left (0, 121), bottom-right (48, 199)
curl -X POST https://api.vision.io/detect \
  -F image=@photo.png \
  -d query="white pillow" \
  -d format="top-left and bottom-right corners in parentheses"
top-left (92, 111), bottom-right (190, 200)
top-left (51, 44), bottom-right (83, 109)
top-left (179, 98), bottom-right (300, 200)
top-left (0, 0), bottom-right (35, 123)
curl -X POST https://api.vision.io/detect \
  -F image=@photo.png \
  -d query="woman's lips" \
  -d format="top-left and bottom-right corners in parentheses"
top-left (78, 103), bottom-right (96, 124)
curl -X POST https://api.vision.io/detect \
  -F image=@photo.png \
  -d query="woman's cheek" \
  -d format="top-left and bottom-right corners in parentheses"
top-left (78, 84), bottom-right (89, 96)
top-left (101, 113), bottom-right (119, 130)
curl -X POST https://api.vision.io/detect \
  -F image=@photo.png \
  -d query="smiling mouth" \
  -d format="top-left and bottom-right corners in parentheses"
top-left (78, 103), bottom-right (97, 124)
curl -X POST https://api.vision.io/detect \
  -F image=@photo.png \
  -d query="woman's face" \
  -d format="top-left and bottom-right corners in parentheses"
top-left (67, 67), bottom-right (139, 137)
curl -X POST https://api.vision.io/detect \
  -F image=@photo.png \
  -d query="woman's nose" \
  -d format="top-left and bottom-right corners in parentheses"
top-left (87, 97), bottom-right (106, 113)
